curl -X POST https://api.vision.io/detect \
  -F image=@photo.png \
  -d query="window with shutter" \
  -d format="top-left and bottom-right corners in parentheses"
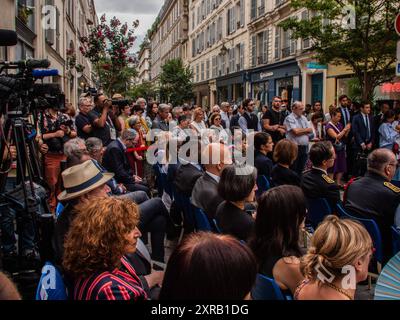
top-left (262, 30), bottom-right (268, 63)
top-left (251, 35), bottom-right (256, 67)
top-left (212, 56), bottom-right (217, 78)
top-left (251, 0), bottom-right (257, 20)
top-left (240, 43), bottom-right (244, 71)
top-left (290, 30), bottom-right (297, 55)
top-left (240, 0), bottom-right (245, 27)
top-left (45, 0), bottom-right (55, 46)
top-left (206, 59), bottom-right (210, 80)
top-left (274, 27), bottom-right (280, 60)
top-left (301, 11), bottom-right (311, 49)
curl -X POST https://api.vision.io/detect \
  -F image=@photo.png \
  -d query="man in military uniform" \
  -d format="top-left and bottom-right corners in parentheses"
top-left (345, 148), bottom-right (400, 264)
top-left (301, 141), bottom-right (341, 211)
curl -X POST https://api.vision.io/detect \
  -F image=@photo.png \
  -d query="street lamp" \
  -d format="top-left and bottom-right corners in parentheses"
top-left (219, 43), bottom-right (228, 57)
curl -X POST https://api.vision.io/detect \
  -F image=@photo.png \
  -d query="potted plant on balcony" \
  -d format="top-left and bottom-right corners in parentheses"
top-left (18, 4), bottom-right (34, 25)
top-left (66, 48), bottom-right (77, 70)
top-left (75, 64), bottom-right (85, 73)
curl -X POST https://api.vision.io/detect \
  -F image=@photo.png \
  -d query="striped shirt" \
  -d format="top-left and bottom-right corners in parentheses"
top-left (73, 256), bottom-right (148, 301)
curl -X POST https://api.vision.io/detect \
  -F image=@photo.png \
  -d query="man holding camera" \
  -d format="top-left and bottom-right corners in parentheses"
top-left (39, 106), bottom-right (77, 213)
top-left (87, 94), bottom-right (121, 146)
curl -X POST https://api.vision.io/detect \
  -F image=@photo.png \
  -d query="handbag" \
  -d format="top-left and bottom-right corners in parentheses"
top-left (328, 121), bottom-right (346, 152)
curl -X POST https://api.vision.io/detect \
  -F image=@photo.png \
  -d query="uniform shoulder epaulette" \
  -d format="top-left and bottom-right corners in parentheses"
top-left (322, 174), bottom-right (335, 184)
top-left (384, 181), bottom-right (400, 193)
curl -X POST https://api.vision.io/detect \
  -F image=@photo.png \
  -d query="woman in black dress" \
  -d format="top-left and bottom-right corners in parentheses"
top-left (271, 139), bottom-right (301, 186)
top-left (215, 165), bottom-right (257, 241)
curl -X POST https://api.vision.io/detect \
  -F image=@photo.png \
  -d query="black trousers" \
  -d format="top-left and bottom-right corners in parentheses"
top-left (292, 145), bottom-right (308, 176)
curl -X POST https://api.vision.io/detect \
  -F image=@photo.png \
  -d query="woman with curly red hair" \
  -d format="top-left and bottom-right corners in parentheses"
top-left (63, 197), bottom-right (150, 300)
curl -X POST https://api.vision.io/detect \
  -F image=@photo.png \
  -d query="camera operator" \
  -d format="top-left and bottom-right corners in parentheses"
top-left (38, 106), bottom-right (77, 213)
top-left (75, 96), bottom-right (93, 140)
top-left (87, 94), bottom-right (121, 146)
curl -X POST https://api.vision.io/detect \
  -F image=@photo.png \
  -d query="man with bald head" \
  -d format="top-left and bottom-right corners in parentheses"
top-left (345, 148), bottom-right (400, 264)
top-left (191, 143), bottom-right (232, 220)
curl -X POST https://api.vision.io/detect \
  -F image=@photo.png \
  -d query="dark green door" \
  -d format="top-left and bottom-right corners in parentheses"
top-left (311, 73), bottom-right (323, 104)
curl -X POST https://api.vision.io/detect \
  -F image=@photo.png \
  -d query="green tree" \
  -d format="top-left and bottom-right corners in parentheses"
top-left (279, 0), bottom-right (400, 102)
top-left (79, 14), bottom-right (139, 95)
top-left (127, 81), bottom-right (157, 101)
top-left (159, 58), bottom-right (194, 105)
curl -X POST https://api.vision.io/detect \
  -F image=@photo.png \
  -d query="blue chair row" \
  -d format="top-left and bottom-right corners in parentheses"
top-left (305, 197), bottom-right (332, 231)
top-left (251, 273), bottom-right (293, 300)
top-left (256, 175), bottom-right (271, 198)
top-left (392, 226), bottom-right (400, 255)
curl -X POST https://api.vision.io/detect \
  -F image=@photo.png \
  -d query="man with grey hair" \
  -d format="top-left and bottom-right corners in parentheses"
top-left (63, 137), bottom-right (86, 159)
top-left (102, 129), bottom-right (150, 195)
top-left (75, 96), bottom-right (93, 139)
top-left (220, 102), bottom-right (231, 129)
top-left (170, 106), bottom-right (183, 129)
top-left (345, 148), bottom-right (400, 264)
top-left (283, 101), bottom-right (314, 175)
top-left (152, 104), bottom-right (170, 131)
top-left (136, 97), bottom-right (147, 114)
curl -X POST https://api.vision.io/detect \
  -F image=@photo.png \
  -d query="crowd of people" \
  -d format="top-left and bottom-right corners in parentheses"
top-left (1, 91), bottom-right (400, 301)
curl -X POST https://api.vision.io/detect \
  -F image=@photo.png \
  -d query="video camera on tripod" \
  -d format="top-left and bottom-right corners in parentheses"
top-left (0, 30), bottom-right (57, 278)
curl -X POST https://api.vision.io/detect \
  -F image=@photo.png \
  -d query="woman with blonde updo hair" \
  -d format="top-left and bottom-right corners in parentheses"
top-left (295, 215), bottom-right (373, 300)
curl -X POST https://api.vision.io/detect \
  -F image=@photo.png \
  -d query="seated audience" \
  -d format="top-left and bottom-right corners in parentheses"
top-left (249, 185), bottom-right (306, 295)
top-left (345, 148), bottom-right (400, 264)
top-left (215, 165), bottom-right (257, 241)
top-left (295, 215), bottom-right (372, 300)
top-left (301, 141), bottom-right (340, 210)
top-left (159, 232), bottom-right (257, 300)
top-left (379, 110), bottom-right (400, 150)
top-left (63, 197), bottom-right (163, 300)
top-left (254, 132), bottom-right (274, 180)
top-left (271, 139), bottom-right (301, 186)
top-left (191, 143), bottom-right (232, 220)
top-left (102, 129), bottom-right (150, 195)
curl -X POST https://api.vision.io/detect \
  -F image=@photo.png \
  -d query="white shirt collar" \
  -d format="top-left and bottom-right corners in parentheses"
top-left (312, 166), bottom-right (327, 175)
top-left (206, 171), bottom-right (220, 183)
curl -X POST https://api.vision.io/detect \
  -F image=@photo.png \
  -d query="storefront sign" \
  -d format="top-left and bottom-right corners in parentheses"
top-left (260, 72), bottom-right (273, 79)
top-left (306, 62), bottom-right (327, 70)
top-left (381, 82), bottom-right (400, 93)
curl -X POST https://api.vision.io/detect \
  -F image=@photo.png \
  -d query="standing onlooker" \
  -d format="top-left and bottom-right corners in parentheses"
top-left (239, 99), bottom-right (261, 134)
top-left (146, 101), bottom-right (159, 129)
top-left (170, 106), bottom-right (183, 129)
top-left (171, 115), bottom-right (191, 141)
top-left (230, 104), bottom-right (245, 132)
top-left (220, 102), bottom-right (231, 129)
top-left (283, 101), bottom-right (313, 175)
top-left (88, 94), bottom-right (121, 146)
top-left (209, 112), bottom-right (230, 144)
top-left (379, 110), bottom-right (400, 150)
top-left (249, 185), bottom-right (306, 296)
top-left (352, 102), bottom-right (375, 176)
top-left (338, 95), bottom-right (354, 178)
top-left (117, 102), bottom-right (131, 132)
top-left (39, 106), bottom-right (77, 212)
top-left (258, 105), bottom-right (268, 122)
top-left (374, 103), bottom-right (391, 148)
top-left (75, 96), bottom-right (93, 140)
top-left (271, 139), bottom-right (301, 187)
top-left (152, 104), bottom-right (171, 132)
top-left (262, 96), bottom-right (286, 144)
top-left (325, 108), bottom-right (351, 186)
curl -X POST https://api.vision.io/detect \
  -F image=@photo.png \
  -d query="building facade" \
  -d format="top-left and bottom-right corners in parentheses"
top-left (0, 0), bottom-right (97, 109)
top-left (137, 43), bottom-right (151, 84)
top-left (149, 0), bottom-right (189, 85)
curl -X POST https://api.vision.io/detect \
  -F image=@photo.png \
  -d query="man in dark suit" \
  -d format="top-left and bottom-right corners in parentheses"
top-left (338, 95), bottom-right (354, 178)
top-left (351, 102), bottom-right (375, 177)
top-left (301, 141), bottom-right (341, 211)
top-left (191, 143), bottom-right (232, 220)
top-left (102, 129), bottom-right (150, 195)
top-left (345, 148), bottom-right (400, 264)
top-left (230, 104), bottom-right (245, 133)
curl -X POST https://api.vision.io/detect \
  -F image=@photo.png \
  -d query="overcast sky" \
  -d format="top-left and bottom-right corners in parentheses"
top-left (94, 0), bottom-right (164, 52)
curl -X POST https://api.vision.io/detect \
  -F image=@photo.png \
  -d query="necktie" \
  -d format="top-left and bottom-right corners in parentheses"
top-left (365, 115), bottom-right (370, 141)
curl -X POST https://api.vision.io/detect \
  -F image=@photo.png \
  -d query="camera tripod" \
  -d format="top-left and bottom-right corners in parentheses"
top-left (0, 114), bottom-right (54, 270)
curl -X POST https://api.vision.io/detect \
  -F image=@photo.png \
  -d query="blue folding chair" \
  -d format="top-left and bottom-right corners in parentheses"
top-left (193, 207), bottom-right (212, 232)
top-left (336, 202), bottom-right (348, 218)
top-left (339, 207), bottom-right (383, 287)
top-left (391, 226), bottom-right (400, 255)
top-left (306, 198), bottom-right (332, 231)
top-left (251, 274), bottom-right (285, 300)
top-left (36, 262), bottom-right (68, 300)
top-left (256, 175), bottom-right (270, 198)
top-left (55, 202), bottom-right (64, 219)
top-left (213, 219), bottom-right (222, 234)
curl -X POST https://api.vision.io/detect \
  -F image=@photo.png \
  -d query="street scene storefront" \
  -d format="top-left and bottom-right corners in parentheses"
top-left (216, 71), bottom-right (245, 105)
top-left (249, 59), bottom-right (301, 108)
